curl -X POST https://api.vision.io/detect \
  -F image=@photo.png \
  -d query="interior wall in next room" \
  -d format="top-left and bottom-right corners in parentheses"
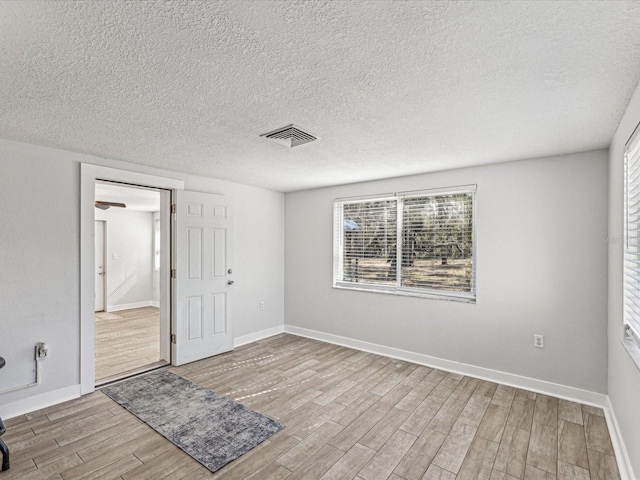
top-left (95, 207), bottom-right (155, 311)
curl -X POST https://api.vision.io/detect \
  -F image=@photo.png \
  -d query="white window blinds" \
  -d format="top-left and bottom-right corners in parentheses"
top-left (333, 186), bottom-right (476, 302)
top-left (624, 123), bottom-right (640, 339)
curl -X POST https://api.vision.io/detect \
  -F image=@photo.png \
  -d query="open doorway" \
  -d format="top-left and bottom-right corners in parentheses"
top-left (93, 181), bottom-right (170, 385)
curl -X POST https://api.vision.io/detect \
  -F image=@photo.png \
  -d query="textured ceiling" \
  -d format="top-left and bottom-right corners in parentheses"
top-left (1, 1), bottom-right (640, 192)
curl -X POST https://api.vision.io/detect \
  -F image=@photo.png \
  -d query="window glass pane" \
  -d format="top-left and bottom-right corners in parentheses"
top-left (154, 218), bottom-right (161, 270)
top-left (401, 193), bottom-right (474, 292)
top-left (625, 124), bottom-right (640, 335)
top-left (342, 200), bottom-right (397, 286)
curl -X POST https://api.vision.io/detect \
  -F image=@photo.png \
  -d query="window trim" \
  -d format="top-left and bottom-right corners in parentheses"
top-left (154, 217), bottom-right (161, 271)
top-left (333, 185), bottom-right (476, 303)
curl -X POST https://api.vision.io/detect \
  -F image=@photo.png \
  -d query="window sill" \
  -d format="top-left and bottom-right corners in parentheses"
top-left (621, 336), bottom-right (640, 373)
top-left (333, 283), bottom-right (476, 304)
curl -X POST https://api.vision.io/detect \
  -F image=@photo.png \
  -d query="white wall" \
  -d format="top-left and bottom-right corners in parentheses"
top-left (285, 150), bottom-right (609, 395)
top-left (0, 154), bottom-right (79, 396)
top-left (0, 138), bottom-right (284, 413)
top-left (96, 208), bottom-right (155, 311)
top-left (608, 78), bottom-right (640, 478)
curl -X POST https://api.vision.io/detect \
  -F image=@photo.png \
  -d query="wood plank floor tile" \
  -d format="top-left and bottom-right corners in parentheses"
top-left (423, 464), bottom-right (457, 480)
top-left (458, 394), bottom-right (491, 427)
top-left (357, 429), bottom-right (416, 480)
top-left (523, 464), bottom-right (556, 479)
top-left (15, 453), bottom-right (83, 480)
top-left (428, 398), bottom-right (468, 435)
top-left (457, 436), bottom-right (499, 480)
top-left (557, 420), bottom-right (588, 470)
top-left (431, 422), bottom-right (476, 475)
top-left (1, 334), bottom-right (622, 480)
top-left (359, 407), bottom-right (410, 451)
top-left (333, 392), bottom-right (381, 427)
top-left (392, 428), bottom-right (446, 480)
top-left (490, 469), bottom-right (519, 479)
top-left (95, 307), bottom-right (162, 384)
top-left (557, 400), bottom-right (583, 426)
top-left (493, 424), bottom-right (530, 479)
top-left (557, 460), bottom-right (590, 480)
top-left (318, 443), bottom-right (376, 480)
top-left (285, 402), bottom-right (344, 442)
top-left (216, 434), bottom-right (299, 480)
top-left (507, 396), bottom-right (535, 432)
top-left (475, 380), bottom-right (499, 398)
top-left (246, 461), bottom-right (292, 480)
top-left (490, 385), bottom-right (516, 408)
top-left (526, 422), bottom-right (557, 475)
top-left (394, 383), bottom-right (436, 413)
top-left (476, 404), bottom-right (510, 443)
top-left (398, 390), bottom-right (448, 437)
top-left (400, 365), bottom-right (432, 387)
top-left (581, 405), bottom-right (604, 417)
top-left (285, 444), bottom-right (344, 480)
top-left (532, 395), bottom-right (558, 429)
top-left (276, 421), bottom-right (344, 471)
top-left (583, 412), bottom-right (614, 455)
top-left (515, 389), bottom-right (537, 400)
top-left (328, 406), bottom-right (386, 452)
top-left (586, 448), bottom-right (620, 480)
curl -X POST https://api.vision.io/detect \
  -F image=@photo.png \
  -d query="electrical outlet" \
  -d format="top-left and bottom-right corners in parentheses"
top-left (36, 342), bottom-right (48, 359)
top-left (259, 301), bottom-right (265, 310)
top-left (534, 334), bottom-right (544, 348)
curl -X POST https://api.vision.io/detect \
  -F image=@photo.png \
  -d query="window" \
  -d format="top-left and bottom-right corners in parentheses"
top-left (154, 218), bottom-right (161, 271)
top-left (624, 122), bottom-right (640, 355)
top-left (333, 186), bottom-right (476, 302)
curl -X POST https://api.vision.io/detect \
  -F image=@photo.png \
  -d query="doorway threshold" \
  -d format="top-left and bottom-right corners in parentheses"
top-left (95, 360), bottom-right (169, 388)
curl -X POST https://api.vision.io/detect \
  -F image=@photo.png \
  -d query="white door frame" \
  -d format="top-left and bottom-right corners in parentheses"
top-left (80, 164), bottom-right (184, 394)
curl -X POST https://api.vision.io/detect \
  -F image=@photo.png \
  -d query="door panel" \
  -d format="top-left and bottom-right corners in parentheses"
top-left (174, 191), bottom-right (233, 365)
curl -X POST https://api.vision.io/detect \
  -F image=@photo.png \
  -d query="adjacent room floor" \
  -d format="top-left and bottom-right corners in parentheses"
top-left (4, 334), bottom-right (620, 479)
top-left (95, 306), bottom-right (165, 385)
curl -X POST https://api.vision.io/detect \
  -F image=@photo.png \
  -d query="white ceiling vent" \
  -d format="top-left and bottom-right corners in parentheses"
top-left (261, 124), bottom-right (319, 148)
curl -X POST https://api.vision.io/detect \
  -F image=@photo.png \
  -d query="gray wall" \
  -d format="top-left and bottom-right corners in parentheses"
top-left (608, 78), bottom-right (640, 478)
top-left (285, 150), bottom-right (609, 393)
top-left (0, 153), bottom-right (79, 393)
top-left (96, 208), bottom-right (155, 310)
top-left (0, 138), bottom-right (284, 407)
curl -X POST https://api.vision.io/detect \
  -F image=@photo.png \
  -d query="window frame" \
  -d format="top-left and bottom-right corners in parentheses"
top-left (623, 121), bottom-right (640, 367)
top-left (333, 185), bottom-right (477, 303)
top-left (154, 217), bottom-right (161, 271)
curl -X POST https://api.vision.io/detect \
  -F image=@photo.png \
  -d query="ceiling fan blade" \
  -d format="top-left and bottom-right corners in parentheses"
top-left (95, 201), bottom-right (126, 210)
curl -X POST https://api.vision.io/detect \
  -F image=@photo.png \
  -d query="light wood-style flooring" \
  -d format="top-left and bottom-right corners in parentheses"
top-left (4, 334), bottom-right (620, 479)
top-left (95, 307), bottom-right (164, 384)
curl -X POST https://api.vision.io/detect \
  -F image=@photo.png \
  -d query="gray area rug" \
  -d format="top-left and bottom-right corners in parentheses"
top-left (102, 370), bottom-right (284, 472)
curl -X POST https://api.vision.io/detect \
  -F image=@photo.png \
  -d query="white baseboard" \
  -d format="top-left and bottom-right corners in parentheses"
top-left (106, 301), bottom-right (156, 312)
top-left (150, 301), bottom-right (160, 308)
top-left (284, 325), bottom-right (607, 407)
top-left (604, 396), bottom-right (636, 480)
top-left (234, 325), bottom-right (285, 348)
top-left (0, 384), bottom-right (81, 419)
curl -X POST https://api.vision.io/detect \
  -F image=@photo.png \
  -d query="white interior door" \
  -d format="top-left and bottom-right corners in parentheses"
top-left (173, 190), bottom-right (234, 365)
top-left (94, 221), bottom-right (105, 312)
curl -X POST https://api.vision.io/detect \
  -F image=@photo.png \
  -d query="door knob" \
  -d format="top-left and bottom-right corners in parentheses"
top-left (227, 280), bottom-right (235, 285)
